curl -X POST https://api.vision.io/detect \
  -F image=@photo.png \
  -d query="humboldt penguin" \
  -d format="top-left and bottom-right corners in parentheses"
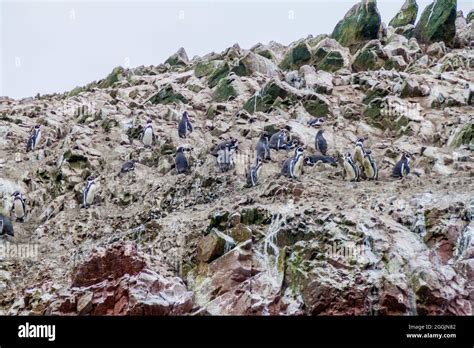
top-left (304, 154), bottom-right (337, 167)
top-left (0, 214), bottom-right (14, 236)
top-left (256, 131), bottom-right (271, 161)
top-left (178, 111), bottom-right (193, 138)
top-left (269, 130), bottom-right (294, 150)
top-left (343, 153), bottom-right (360, 182)
top-left (353, 137), bottom-right (365, 168)
top-left (120, 160), bottom-right (135, 174)
top-left (82, 176), bottom-right (97, 208)
top-left (142, 119), bottom-right (154, 147)
top-left (11, 191), bottom-right (26, 222)
top-left (392, 152), bottom-right (411, 178)
top-left (362, 150), bottom-right (378, 180)
top-left (175, 146), bottom-right (189, 174)
top-left (246, 158), bottom-right (263, 187)
top-left (213, 138), bottom-right (238, 172)
top-left (281, 146), bottom-right (305, 179)
top-left (315, 129), bottom-right (328, 155)
top-left (26, 125), bottom-right (41, 152)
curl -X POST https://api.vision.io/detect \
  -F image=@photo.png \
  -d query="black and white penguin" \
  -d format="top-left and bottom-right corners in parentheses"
top-left (353, 137), bottom-right (365, 168)
top-left (304, 154), bottom-right (337, 167)
top-left (256, 131), bottom-right (271, 161)
top-left (281, 146), bottom-right (305, 179)
top-left (246, 158), bottom-right (263, 187)
top-left (120, 160), bottom-right (135, 174)
top-left (210, 138), bottom-right (239, 157)
top-left (26, 125), bottom-right (42, 152)
top-left (343, 153), bottom-right (360, 182)
top-left (269, 130), bottom-right (294, 150)
top-left (175, 146), bottom-right (189, 174)
top-left (217, 144), bottom-right (238, 172)
top-left (392, 152), bottom-right (411, 178)
top-left (315, 129), bottom-right (328, 156)
top-left (11, 191), bottom-right (26, 222)
top-left (82, 176), bottom-right (97, 208)
top-left (178, 111), bottom-right (193, 138)
top-left (0, 214), bottom-right (14, 236)
top-left (307, 118), bottom-right (325, 128)
top-left (142, 119), bottom-right (154, 147)
top-left (362, 150), bottom-right (378, 180)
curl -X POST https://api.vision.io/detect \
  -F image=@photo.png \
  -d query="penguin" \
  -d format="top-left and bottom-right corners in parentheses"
top-left (142, 119), bottom-right (154, 147)
top-left (362, 150), bottom-right (378, 180)
top-left (82, 176), bottom-right (97, 208)
top-left (269, 130), bottom-right (294, 150)
top-left (120, 160), bottom-right (135, 174)
top-left (0, 214), bottom-right (14, 236)
top-left (315, 129), bottom-right (328, 155)
top-left (281, 146), bottom-right (305, 179)
top-left (211, 138), bottom-right (239, 157)
top-left (175, 146), bottom-right (189, 174)
top-left (217, 143), bottom-right (238, 172)
top-left (10, 191), bottom-right (26, 222)
top-left (256, 131), bottom-right (271, 161)
top-left (343, 153), bottom-right (360, 182)
top-left (246, 158), bottom-right (263, 187)
top-left (353, 137), bottom-right (365, 168)
top-left (178, 111), bottom-right (193, 138)
top-left (307, 118), bottom-right (325, 128)
top-left (392, 152), bottom-right (411, 178)
top-left (26, 125), bottom-right (41, 152)
top-left (304, 154), bottom-right (337, 167)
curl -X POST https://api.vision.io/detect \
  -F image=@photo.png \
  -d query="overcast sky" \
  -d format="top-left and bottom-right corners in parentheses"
top-left (1, 0), bottom-right (472, 99)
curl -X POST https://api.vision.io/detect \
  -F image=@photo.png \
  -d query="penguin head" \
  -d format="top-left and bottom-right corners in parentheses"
top-left (256, 157), bottom-right (263, 167)
top-left (87, 176), bottom-right (94, 182)
top-left (304, 156), bottom-right (315, 166)
top-left (146, 119), bottom-right (152, 124)
top-left (34, 124), bottom-right (41, 130)
top-left (176, 146), bottom-right (185, 153)
top-left (295, 146), bottom-right (304, 156)
top-left (403, 152), bottom-right (412, 163)
top-left (261, 131), bottom-right (270, 141)
top-left (355, 137), bottom-right (365, 147)
top-left (183, 111), bottom-right (189, 119)
top-left (344, 153), bottom-right (353, 162)
top-left (11, 191), bottom-right (22, 198)
top-left (316, 129), bottom-right (325, 136)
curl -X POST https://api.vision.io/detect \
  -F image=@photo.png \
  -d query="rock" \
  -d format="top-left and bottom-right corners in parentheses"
top-left (389, 0), bottom-right (418, 28)
top-left (213, 77), bottom-right (238, 102)
top-left (279, 40), bottom-right (312, 70)
top-left (331, 0), bottom-right (382, 52)
top-left (426, 41), bottom-right (447, 58)
top-left (98, 66), bottom-right (126, 88)
top-left (312, 38), bottom-right (351, 72)
top-left (300, 66), bottom-right (333, 94)
top-left (394, 24), bottom-right (416, 39)
top-left (468, 10), bottom-right (474, 23)
top-left (165, 47), bottom-right (189, 66)
top-left (147, 84), bottom-right (188, 105)
top-left (197, 232), bottom-right (227, 262)
top-left (454, 10), bottom-right (473, 48)
top-left (450, 123), bottom-right (473, 148)
top-left (414, 0), bottom-right (457, 47)
top-left (352, 40), bottom-right (388, 72)
top-left (400, 78), bottom-right (423, 98)
top-left (234, 51), bottom-right (279, 77)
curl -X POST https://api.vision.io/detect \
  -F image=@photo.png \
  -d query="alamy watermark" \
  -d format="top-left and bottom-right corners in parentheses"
top-left (325, 241), bottom-right (369, 262)
top-left (0, 242), bottom-right (39, 260)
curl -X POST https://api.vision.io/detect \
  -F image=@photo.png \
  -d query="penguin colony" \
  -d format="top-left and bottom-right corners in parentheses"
top-left (1, 113), bottom-right (413, 236)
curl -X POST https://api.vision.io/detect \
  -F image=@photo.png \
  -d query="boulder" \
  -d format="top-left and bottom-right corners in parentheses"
top-left (312, 38), bottom-right (351, 72)
top-left (279, 40), bottom-right (312, 70)
top-left (414, 0), bottom-right (457, 47)
top-left (331, 0), bottom-right (382, 52)
top-left (352, 40), bottom-right (388, 72)
top-left (164, 47), bottom-right (189, 66)
top-left (233, 51), bottom-right (278, 77)
top-left (300, 65), bottom-right (333, 94)
top-left (389, 0), bottom-right (418, 28)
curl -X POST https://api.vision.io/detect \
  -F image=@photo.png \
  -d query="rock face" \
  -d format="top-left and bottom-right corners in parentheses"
top-left (0, 0), bottom-right (473, 317)
top-left (414, 0), bottom-right (457, 47)
top-left (389, 0), bottom-right (418, 28)
top-left (331, 0), bottom-right (382, 52)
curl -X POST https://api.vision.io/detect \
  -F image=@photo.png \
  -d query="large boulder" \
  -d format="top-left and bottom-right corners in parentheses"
top-left (164, 47), bottom-right (189, 66)
top-left (352, 40), bottom-right (388, 72)
top-left (279, 40), bottom-right (313, 70)
top-left (414, 0), bottom-right (457, 47)
top-left (331, 0), bottom-right (382, 52)
top-left (312, 38), bottom-right (352, 72)
top-left (233, 51), bottom-right (279, 77)
top-left (389, 0), bottom-right (418, 28)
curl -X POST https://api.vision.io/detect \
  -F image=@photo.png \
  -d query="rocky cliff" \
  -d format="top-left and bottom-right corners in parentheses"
top-left (0, 0), bottom-right (473, 316)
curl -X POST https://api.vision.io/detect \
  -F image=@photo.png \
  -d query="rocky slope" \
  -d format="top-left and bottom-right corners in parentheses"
top-left (0, 0), bottom-right (473, 315)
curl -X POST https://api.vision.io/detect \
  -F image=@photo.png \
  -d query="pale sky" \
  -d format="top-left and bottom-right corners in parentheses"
top-left (1, 0), bottom-right (472, 99)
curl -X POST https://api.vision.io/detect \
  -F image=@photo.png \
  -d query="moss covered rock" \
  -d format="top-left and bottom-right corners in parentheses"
top-left (279, 40), bottom-right (312, 70)
top-left (147, 85), bottom-right (188, 105)
top-left (312, 38), bottom-right (350, 72)
top-left (98, 66), bottom-right (126, 89)
top-left (450, 123), bottom-right (473, 148)
top-left (331, 0), bottom-right (382, 52)
top-left (414, 0), bottom-right (457, 47)
top-left (164, 47), bottom-right (189, 66)
top-left (352, 40), bottom-right (388, 72)
top-left (213, 78), bottom-right (238, 102)
top-left (389, 0), bottom-right (418, 28)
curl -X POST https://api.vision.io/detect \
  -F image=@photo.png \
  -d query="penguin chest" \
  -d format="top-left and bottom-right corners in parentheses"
top-left (143, 128), bottom-right (153, 146)
top-left (293, 157), bottom-right (304, 178)
top-left (354, 148), bottom-right (364, 166)
top-left (34, 131), bottom-right (41, 148)
top-left (14, 199), bottom-right (25, 217)
top-left (363, 158), bottom-right (375, 179)
top-left (344, 161), bottom-right (356, 181)
top-left (85, 185), bottom-right (97, 205)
